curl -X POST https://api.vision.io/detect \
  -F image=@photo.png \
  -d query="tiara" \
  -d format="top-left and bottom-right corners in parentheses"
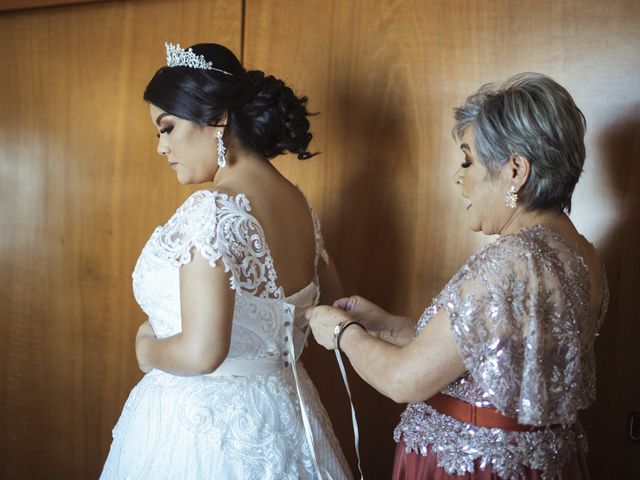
top-left (164, 42), bottom-right (234, 76)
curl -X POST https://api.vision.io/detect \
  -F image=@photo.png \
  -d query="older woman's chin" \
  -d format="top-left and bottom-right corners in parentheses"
top-left (468, 222), bottom-right (498, 236)
top-left (464, 212), bottom-right (502, 235)
top-left (463, 215), bottom-right (482, 233)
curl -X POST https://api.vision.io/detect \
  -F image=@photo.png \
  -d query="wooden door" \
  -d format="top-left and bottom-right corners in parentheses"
top-left (0, 1), bottom-right (242, 478)
top-left (244, 1), bottom-right (640, 478)
top-left (1, 0), bottom-right (639, 478)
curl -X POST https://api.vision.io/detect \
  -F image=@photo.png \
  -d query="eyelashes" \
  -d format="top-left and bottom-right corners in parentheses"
top-left (156, 125), bottom-right (174, 138)
top-left (461, 159), bottom-right (471, 168)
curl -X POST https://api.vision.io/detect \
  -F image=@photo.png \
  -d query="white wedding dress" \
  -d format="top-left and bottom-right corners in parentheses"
top-left (101, 190), bottom-right (351, 480)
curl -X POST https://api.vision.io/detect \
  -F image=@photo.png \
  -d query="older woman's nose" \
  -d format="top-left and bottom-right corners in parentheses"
top-left (452, 167), bottom-right (463, 185)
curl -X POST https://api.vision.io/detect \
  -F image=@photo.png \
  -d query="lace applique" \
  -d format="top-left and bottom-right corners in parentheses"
top-left (398, 225), bottom-right (608, 478)
top-left (394, 403), bottom-right (584, 480)
top-left (228, 294), bottom-right (281, 359)
top-left (106, 368), bottom-right (350, 480)
top-left (146, 190), bottom-right (281, 299)
top-left (415, 306), bottom-right (494, 407)
top-left (114, 190), bottom-right (352, 480)
top-left (415, 225), bottom-right (605, 425)
top-left (307, 203), bottom-right (329, 267)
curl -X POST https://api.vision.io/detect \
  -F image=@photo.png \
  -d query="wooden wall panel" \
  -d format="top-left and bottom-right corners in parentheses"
top-left (244, 0), bottom-right (640, 478)
top-left (0, 1), bottom-right (242, 478)
top-left (0, 0), bottom-right (103, 12)
top-left (2, 0), bottom-right (639, 479)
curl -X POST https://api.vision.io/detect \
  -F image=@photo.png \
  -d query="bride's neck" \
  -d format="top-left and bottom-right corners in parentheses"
top-left (212, 142), bottom-right (275, 187)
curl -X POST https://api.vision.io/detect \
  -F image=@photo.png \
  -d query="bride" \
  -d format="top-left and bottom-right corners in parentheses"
top-left (100, 42), bottom-right (351, 480)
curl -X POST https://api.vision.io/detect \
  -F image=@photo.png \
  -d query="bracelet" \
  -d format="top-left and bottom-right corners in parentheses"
top-left (333, 320), bottom-right (366, 351)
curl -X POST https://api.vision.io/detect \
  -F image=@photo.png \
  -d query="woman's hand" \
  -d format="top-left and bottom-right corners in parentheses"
top-left (333, 295), bottom-right (392, 336)
top-left (306, 305), bottom-right (353, 350)
top-left (334, 295), bottom-right (417, 346)
top-left (135, 320), bottom-right (156, 373)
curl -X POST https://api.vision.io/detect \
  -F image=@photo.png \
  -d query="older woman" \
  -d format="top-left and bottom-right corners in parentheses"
top-left (308, 73), bottom-right (608, 479)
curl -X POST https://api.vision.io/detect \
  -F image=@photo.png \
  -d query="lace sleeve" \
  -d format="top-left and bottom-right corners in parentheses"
top-left (442, 233), bottom-right (590, 426)
top-left (155, 190), bottom-right (282, 298)
top-left (308, 204), bottom-right (329, 266)
top-left (155, 190), bottom-right (227, 269)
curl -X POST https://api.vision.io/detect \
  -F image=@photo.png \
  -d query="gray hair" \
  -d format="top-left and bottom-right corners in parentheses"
top-left (452, 73), bottom-right (586, 213)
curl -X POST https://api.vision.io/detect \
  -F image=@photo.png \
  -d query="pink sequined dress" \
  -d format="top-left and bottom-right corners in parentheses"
top-left (392, 225), bottom-right (608, 480)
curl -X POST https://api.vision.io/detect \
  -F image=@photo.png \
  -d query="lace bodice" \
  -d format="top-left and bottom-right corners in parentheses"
top-left (101, 190), bottom-right (352, 480)
top-left (132, 190), bottom-right (328, 364)
top-left (395, 224), bottom-right (609, 479)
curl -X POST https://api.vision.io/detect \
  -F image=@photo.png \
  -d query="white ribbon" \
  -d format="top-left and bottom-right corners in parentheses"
top-left (285, 304), bottom-right (333, 480)
top-left (285, 301), bottom-right (365, 479)
top-left (334, 348), bottom-right (365, 480)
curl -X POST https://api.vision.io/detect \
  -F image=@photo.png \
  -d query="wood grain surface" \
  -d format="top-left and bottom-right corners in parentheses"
top-left (0, 0), bottom-right (103, 13)
top-left (0, 1), bottom-right (242, 478)
top-left (244, 1), bottom-right (640, 478)
top-left (1, 0), bottom-right (639, 478)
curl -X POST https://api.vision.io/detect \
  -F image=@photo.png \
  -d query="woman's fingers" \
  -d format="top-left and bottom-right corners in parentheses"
top-left (333, 295), bottom-right (360, 312)
top-left (307, 306), bottom-right (350, 350)
top-left (306, 305), bottom-right (333, 322)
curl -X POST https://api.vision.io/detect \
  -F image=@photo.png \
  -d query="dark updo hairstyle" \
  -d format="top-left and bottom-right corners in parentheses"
top-left (144, 43), bottom-right (315, 160)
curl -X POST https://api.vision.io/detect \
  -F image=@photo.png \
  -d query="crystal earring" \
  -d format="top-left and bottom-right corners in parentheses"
top-left (505, 185), bottom-right (518, 209)
top-left (216, 129), bottom-right (226, 168)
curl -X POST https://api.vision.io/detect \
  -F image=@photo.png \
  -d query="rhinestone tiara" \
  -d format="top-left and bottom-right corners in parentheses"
top-left (164, 42), bottom-right (234, 76)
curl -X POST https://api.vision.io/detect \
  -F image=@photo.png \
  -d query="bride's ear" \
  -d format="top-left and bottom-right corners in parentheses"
top-left (209, 111), bottom-right (228, 128)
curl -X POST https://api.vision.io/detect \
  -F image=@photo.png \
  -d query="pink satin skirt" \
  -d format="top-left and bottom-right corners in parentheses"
top-left (391, 438), bottom-right (590, 480)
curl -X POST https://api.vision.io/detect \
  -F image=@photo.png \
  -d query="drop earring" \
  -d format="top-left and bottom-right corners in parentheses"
top-left (216, 129), bottom-right (226, 168)
top-left (505, 185), bottom-right (518, 209)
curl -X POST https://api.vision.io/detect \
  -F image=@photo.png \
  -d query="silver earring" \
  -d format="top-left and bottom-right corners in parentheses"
top-left (505, 185), bottom-right (518, 209)
top-left (216, 130), bottom-right (226, 168)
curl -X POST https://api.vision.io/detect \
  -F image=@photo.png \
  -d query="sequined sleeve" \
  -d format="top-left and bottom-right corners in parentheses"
top-left (442, 232), bottom-right (592, 426)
